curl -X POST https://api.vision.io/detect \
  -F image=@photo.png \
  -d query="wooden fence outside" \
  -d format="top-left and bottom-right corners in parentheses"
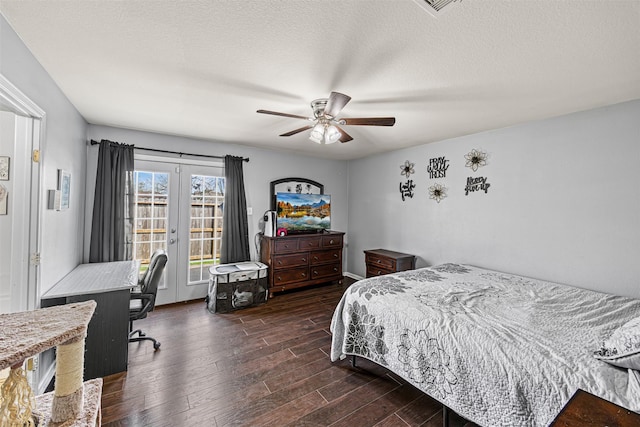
top-left (133, 198), bottom-right (223, 263)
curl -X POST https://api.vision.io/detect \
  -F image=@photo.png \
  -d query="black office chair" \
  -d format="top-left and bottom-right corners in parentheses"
top-left (129, 249), bottom-right (167, 351)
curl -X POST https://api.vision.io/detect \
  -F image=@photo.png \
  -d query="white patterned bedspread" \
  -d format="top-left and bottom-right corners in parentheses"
top-left (330, 264), bottom-right (640, 426)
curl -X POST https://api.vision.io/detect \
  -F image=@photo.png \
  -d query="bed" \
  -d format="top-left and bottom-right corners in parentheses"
top-left (330, 263), bottom-right (640, 426)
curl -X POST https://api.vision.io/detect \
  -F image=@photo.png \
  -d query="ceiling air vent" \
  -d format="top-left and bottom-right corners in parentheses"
top-left (412, 0), bottom-right (462, 17)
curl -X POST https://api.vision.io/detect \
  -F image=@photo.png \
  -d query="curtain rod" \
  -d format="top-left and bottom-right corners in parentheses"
top-left (89, 139), bottom-right (249, 162)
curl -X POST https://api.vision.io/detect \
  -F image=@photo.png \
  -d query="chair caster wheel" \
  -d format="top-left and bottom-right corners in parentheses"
top-left (153, 342), bottom-right (161, 350)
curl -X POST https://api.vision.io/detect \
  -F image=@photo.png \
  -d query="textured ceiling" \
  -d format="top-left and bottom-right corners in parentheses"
top-left (1, 0), bottom-right (639, 160)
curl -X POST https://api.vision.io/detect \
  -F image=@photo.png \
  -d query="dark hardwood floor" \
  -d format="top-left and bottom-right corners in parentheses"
top-left (101, 278), bottom-right (477, 427)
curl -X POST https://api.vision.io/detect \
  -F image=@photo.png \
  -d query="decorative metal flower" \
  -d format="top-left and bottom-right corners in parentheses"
top-left (464, 149), bottom-right (487, 171)
top-left (428, 183), bottom-right (447, 203)
top-left (400, 160), bottom-right (415, 178)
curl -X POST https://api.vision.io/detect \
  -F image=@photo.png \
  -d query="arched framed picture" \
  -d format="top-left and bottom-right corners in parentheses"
top-left (269, 177), bottom-right (323, 210)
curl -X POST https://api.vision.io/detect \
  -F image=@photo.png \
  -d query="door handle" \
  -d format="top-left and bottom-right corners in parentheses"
top-left (169, 238), bottom-right (176, 244)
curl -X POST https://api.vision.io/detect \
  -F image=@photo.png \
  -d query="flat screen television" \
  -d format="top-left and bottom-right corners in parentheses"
top-left (275, 192), bottom-right (331, 234)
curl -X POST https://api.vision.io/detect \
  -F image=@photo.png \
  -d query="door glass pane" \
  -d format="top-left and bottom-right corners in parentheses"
top-left (133, 171), bottom-right (169, 280)
top-left (189, 174), bottom-right (224, 284)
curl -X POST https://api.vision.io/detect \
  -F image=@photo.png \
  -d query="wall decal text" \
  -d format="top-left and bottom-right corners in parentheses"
top-left (464, 176), bottom-right (490, 195)
top-left (400, 180), bottom-right (416, 201)
top-left (427, 157), bottom-right (449, 179)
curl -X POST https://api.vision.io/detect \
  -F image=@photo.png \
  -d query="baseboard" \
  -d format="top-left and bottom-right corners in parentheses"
top-left (343, 272), bottom-right (364, 281)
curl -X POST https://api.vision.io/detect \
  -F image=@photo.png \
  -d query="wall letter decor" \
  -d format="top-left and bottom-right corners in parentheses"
top-left (464, 176), bottom-right (491, 195)
top-left (400, 180), bottom-right (416, 201)
top-left (427, 156), bottom-right (449, 179)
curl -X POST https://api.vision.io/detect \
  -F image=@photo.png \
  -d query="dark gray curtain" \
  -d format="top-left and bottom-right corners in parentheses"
top-left (220, 155), bottom-right (250, 264)
top-left (89, 139), bottom-right (135, 262)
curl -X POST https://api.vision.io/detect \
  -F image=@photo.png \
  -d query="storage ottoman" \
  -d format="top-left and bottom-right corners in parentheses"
top-left (206, 262), bottom-right (268, 313)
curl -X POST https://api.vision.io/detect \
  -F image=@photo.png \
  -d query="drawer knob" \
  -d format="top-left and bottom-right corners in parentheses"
top-left (333, 253), bottom-right (338, 258)
top-left (277, 260), bottom-right (282, 265)
top-left (329, 239), bottom-right (334, 244)
top-left (313, 256), bottom-right (318, 261)
top-left (313, 270), bottom-right (318, 275)
top-left (377, 270), bottom-right (382, 275)
top-left (277, 276), bottom-right (282, 281)
top-left (333, 267), bottom-right (338, 272)
top-left (301, 272), bottom-right (306, 278)
top-left (376, 259), bottom-right (381, 263)
top-left (302, 258), bottom-right (307, 262)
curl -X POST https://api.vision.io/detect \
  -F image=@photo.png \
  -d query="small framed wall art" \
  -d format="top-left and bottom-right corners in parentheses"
top-left (0, 156), bottom-right (9, 180)
top-left (0, 183), bottom-right (7, 215)
top-left (58, 169), bottom-right (71, 210)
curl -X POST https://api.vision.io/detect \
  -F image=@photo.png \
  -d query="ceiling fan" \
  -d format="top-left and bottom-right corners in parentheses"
top-left (257, 92), bottom-right (395, 144)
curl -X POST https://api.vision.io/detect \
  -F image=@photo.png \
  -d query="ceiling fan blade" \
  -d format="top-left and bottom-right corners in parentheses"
top-left (341, 117), bottom-right (396, 126)
top-left (280, 125), bottom-right (313, 137)
top-left (257, 109), bottom-right (311, 120)
top-left (324, 92), bottom-right (351, 118)
top-left (335, 126), bottom-right (353, 143)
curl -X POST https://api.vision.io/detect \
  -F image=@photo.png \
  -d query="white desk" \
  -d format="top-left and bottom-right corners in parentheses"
top-left (41, 261), bottom-right (139, 379)
top-left (42, 261), bottom-right (139, 298)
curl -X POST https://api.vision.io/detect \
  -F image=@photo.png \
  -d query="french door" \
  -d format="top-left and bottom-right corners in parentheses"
top-left (133, 158), bottom-right (224, 305)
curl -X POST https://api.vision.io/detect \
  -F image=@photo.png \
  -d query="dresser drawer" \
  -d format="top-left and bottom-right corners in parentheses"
top-left (273, 253), bottom-right (309, 268)
top-left (365, 253), bottom-right (395, 270)
top-left (311, 249), bottom-right (341, 264)
top-left (322, 234), bottom-right (343, 248)
top-left (298, 236), bottom-right (322, 250)
top-left (366, 264), bottom-right (394, 277)
top-left (274, 239), bottom-right (299, 253)
top-left (311, 263), bottom-right (341, 280)
top-left (273, 267), bottom-right (308, 285)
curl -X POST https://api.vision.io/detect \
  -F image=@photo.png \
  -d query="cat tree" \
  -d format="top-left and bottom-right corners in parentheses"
top-left (0, 300), bottom-right (102, 426)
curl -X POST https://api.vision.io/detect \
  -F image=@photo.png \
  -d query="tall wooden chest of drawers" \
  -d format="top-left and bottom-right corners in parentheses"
top-left (364, 249), bottom-right (416, 278)
top-left (261, 231), bottom-right (344, 296)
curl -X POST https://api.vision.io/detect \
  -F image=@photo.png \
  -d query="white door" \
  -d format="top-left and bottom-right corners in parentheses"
top-left (177, 164), bottom-right (225, 301)
top-left (132, 158), bottom-right (224, 305)
top-left (0, 112), bottom-right (39, 314)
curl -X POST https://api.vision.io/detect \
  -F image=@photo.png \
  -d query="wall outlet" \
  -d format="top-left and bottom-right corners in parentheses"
top-left (247, 207), bottom-right (253, 215)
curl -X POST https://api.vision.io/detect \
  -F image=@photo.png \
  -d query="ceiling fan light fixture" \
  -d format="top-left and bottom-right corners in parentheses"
top-left (258, 91), bottom-right (396, 145)
top-left (324, 125), bottom-right (341, 144)
top-left (309, 123), bottom-right (325, 144)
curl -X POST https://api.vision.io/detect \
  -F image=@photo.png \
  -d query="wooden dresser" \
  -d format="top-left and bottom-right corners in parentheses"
top-left (364, 249), bottom-right (416, 278)
top-left (261, 231), bottom-right (344, 296)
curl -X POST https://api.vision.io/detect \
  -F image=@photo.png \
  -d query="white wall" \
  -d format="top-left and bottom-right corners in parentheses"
top-left (347, 100), bottom-right (640, 298)
top-left (1, 15), bottom-right (88, 296)
top-left (84, 125), bottom-right (350, 264)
